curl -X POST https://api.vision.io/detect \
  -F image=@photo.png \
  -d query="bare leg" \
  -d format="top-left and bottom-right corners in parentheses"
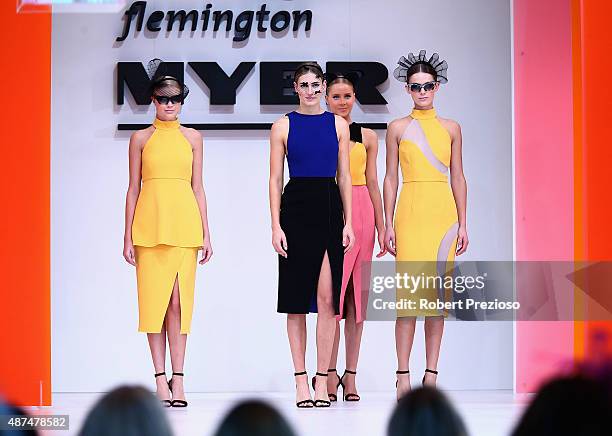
top-left (328, 317), bottom-right (341, 398)
top-left (423, 316), bottom-right (444, 386)
top-left (287, 313), bottom-right (311, 404)
top-left (314, 252), bottom-right (336, 403)
top-left (342, 282), bottom-right (363, 397)
top-left (147, 324), bottom-right (170, 401)
top-left (166, 275), bottom-right (187, 401)
top-left (395, 316), bottom-right (416, 399)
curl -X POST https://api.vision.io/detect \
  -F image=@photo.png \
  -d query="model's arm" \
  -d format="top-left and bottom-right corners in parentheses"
top-left (447, 120), bottom-right (469, 255)
top-left (335, 115), bottom-right (355, 253)
top-left (269, 117), bottom-right (289, 257)
top-left (383, 120), bottom-right (402, 256)
top-left (189, 128), bottom-right (213, 264)
top-left (123, 131), bottom-right (144, 266)
top-left (363, 128), bottom-right (386, 257)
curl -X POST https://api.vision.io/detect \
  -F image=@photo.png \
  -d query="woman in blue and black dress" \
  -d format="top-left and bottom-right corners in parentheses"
top-left (269, 62), bottom-right (355, 408)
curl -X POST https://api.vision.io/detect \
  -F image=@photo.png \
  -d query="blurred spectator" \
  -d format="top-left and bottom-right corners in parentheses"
top-left (78, 385), bottom-right (172, 436)
top-left (512, 374), bottom-right (610, 436)
top-left (388, 387), bottom-right (468, 436)
top-left (213, 399), bottom-right (296, 436)
top-left (0, 400), bottom-right (37, 435)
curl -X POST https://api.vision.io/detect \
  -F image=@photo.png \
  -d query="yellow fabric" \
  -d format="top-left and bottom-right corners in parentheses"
top-left (349, 141), bottom-right (367, 185)
top-left (395, 108), bottom-right (458, 317)
top-left (132, 118), bottom-right (204, 248)
top-left (400, 108), bottom-right (451, 182)
top-left (135, 245), bottom-right (198, 334)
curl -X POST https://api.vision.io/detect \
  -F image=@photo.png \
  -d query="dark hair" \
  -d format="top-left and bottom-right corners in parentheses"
top-left (406, 62), bottom-right (438, 83)
top-left (0, 400), bottom-right (37, 435)
top-left (293, 62), bottom-right (324, 83)
top-left (78, 386), bottom-right (173, 436)
top-left (388, 387), bottom-right (467, 436)
top-left (213, 400), bottom-right (296, 436)
top-left (512, 375), bottom-right (611, 436)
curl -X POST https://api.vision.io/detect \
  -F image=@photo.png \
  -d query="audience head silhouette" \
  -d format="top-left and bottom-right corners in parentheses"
top-left (78, 385), bottom-right (173, 436)
top-left (0, 400), bottom-right (37, 435)
top-left (213, 400), bottom-right (296, 436)
top-left (512, 374), bottom-right (611, 436)
top-left (388, 387), bottom-right (468, 436)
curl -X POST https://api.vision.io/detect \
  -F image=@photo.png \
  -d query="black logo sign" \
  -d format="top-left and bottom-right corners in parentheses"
top-left (117, 61), bottom-right (389, 130)
top-left (117, 1), bottom-right (313, 42)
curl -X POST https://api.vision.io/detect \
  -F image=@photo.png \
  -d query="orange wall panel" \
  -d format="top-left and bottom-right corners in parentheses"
top-left (575, 0), bottom-right (612, 358)
top-left (0, 2), bottom-right (51, 406)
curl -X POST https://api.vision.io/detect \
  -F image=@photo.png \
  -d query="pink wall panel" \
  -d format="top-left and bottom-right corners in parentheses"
top-left (514, 0), bottom-right (575, 392)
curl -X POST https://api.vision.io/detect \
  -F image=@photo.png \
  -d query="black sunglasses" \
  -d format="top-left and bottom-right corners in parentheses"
top-left (407, 81), bottom-right (437, 93)
top-left (153, 94), bottom-right (183, 105)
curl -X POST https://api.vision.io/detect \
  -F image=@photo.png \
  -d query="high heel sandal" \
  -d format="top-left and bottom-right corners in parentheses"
top-left (422, 368), bottom-right (438, 386)
top-left (311, 372), bottom-right (331, 408)
top-left (395, 370), bottom-right (410, 387)
top-left (154, 372), bottom-right (172, 408)
top-left (339, 369), bottom-right (360, 401)
top-left (294, 371), bottom-right (314, 408)
top-left (168, 372), bottom-right (188, 408)
top-left (326, 369), bottom-right (339, 402)
top-left (312, 369), bottom-right (338, 402)
top-left (396, 370), bottom-right (410, 402)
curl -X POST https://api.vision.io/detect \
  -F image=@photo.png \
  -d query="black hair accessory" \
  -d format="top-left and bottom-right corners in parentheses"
top-left (146, 58), bottom-right (190, 100)
top-left (393, 50), bottom-right (448, 84)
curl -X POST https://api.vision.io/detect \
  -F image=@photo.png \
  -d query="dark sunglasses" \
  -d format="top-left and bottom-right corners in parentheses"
top-left (407, 81), bottom-right (437, 93)
top-left (153, 94), bottom-right (183, 105)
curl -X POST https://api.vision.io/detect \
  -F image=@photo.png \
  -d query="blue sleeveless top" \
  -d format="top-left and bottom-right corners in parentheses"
top-left (286, 111), bottom-right (338, 177)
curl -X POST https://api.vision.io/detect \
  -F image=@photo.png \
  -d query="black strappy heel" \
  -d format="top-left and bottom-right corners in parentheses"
top-left (395, 370), bottom-right (410, 387)
top-left (154, 372), bottom-right (172, 408)
top-left (168, 372), bottom-right (188, 408)
top-left (339, 369), bottom-right (360, 401)
top-left (294, 371), bottom-right (314, 408)
top-left (422, 368), bottom-right (438, 385)
top-left (330, 368), bottom-right (340, 403)
top-left (396, 370), bottom-right (411, 402)
top-left (312, 372), bottom-right (331, 408)
top-left (312, 369), bottom-right (338, 402)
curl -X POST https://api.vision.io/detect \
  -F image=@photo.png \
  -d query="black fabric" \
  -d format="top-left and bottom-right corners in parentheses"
top-left (277, 177), bottom-right (344, 314)
top-left (349, 122), bottom-right (362, 144)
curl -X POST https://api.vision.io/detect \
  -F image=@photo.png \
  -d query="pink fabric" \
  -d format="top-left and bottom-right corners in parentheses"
top-left (514, 0), bottom-right (574, 392)
top-left (337, 185), bottom-right (375, 323)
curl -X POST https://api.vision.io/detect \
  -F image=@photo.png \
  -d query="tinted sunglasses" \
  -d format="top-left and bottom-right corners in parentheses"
top-left (407, 81), bottom-right (437, 93)
top-left (153, 94), bottom-right (183, 105)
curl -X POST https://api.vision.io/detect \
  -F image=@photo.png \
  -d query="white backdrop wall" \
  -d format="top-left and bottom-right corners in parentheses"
top-left (52, 0), bottom-right (514, 392)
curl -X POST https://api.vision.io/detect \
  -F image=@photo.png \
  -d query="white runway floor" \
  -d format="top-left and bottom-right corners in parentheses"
top-left (33, 391), bottom-right (531, 436)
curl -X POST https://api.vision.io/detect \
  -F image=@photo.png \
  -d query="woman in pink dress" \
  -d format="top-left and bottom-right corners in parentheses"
top-left (324, 73), bottom-right (386, 401)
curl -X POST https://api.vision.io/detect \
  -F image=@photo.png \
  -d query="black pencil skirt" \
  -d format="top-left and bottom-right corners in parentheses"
top-left (277, 177), bottom-right (345, 314)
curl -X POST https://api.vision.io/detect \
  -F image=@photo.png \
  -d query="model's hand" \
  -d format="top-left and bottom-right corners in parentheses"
top-left (384, 226), bottom-right (396, 257)
top-left (199, 238), bottom-right (213, 264)
top-left (456, 226), bottom-right (469, 255)
top-left (376, 227), bottom-right (387, 257)
top-left (123, 239), bottom-right (136, 266)
top-left (342, 225), bottom-right (355, 253)
top-left (272, 227), bottom-right (288, 258)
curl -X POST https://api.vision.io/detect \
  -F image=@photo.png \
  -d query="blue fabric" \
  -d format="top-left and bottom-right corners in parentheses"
top-left (287, 111), bottom-right (338, 177)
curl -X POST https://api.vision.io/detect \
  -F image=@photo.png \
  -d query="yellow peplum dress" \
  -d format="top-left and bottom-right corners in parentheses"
top-left (395, 108), bottom-right (458, 317)
top-left (132, 118), bottom-right (204, 334)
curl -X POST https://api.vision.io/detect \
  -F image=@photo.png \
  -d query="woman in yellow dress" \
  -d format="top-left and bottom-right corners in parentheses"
top-left (383, 51), bottom-right (468, 400)
top-left (123, 59), bottom-right (213, 408)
